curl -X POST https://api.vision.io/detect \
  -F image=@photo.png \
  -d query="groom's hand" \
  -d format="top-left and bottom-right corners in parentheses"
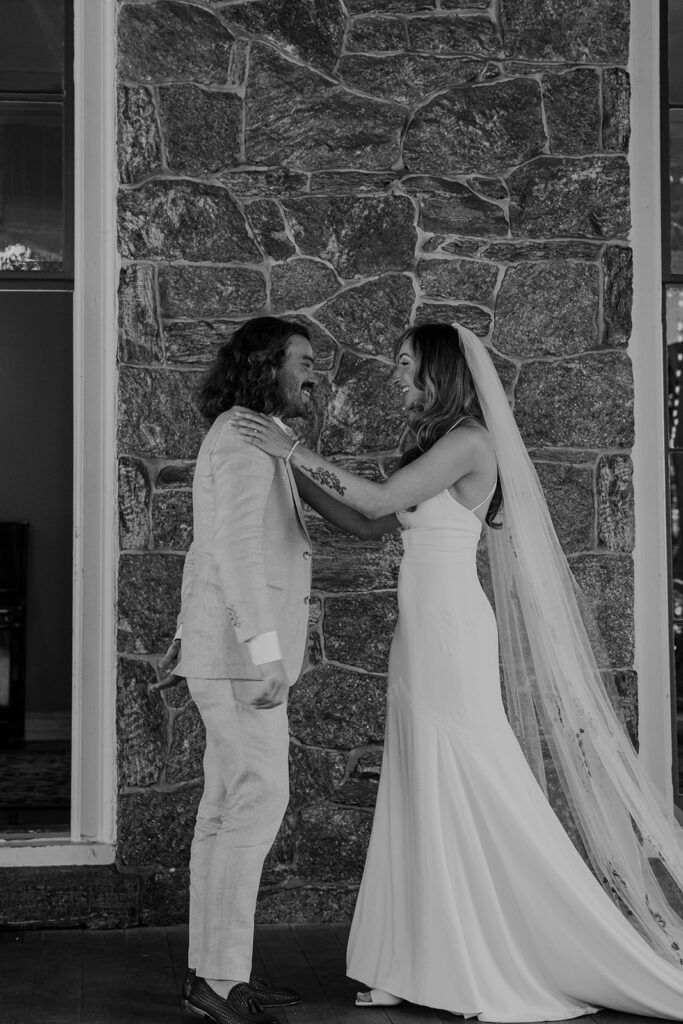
top-left (250, 659), bottom-right (289, 709)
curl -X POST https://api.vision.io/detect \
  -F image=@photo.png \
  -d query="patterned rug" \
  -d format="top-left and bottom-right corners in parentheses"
top-left (0, 746), bottom-right (71, 807)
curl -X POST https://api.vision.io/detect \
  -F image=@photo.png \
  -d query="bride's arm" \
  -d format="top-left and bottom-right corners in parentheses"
top-left (292, 468), bottom-right (399, 539)
top-left (232, 410), bottom-right (487, 519)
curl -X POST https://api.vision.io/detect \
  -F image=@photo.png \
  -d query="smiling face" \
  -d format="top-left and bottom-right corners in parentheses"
top-left (276, 334), bottom-right (316, 418)
top-left (393, 337), bottom-right (425, 413)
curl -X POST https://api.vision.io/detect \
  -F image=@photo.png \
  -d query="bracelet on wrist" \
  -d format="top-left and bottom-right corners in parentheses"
top-left (285, 439), bottom-right (301, 464)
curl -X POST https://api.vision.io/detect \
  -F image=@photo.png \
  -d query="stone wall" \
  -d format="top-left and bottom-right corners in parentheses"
top-left (115, 0), bottom-right (634, 924)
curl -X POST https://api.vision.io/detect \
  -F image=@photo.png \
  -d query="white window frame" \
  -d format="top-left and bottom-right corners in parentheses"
top-left (0, 0), bottom-right (117, 866)
top-left (630, 0), bottom-right (675, 805)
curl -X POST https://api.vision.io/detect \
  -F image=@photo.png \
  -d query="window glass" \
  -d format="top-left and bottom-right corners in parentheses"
top-left (671, 110), bottom-right (683, 276)
top-left (0, 0), bottom-right (64, 93)
top-left (666, 287), bottom-right (683, 447)
top-left (0, 102), bottom-right (64, 271)
top-left (669, 0), bottom-right (683, 105)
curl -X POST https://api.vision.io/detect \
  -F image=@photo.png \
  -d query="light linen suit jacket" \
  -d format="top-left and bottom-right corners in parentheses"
top-left (176, 409), bottom-right (312, 683)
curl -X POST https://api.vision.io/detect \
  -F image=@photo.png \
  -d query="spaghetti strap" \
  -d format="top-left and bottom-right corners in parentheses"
top-left (468, 481), bottom-right (497, 514)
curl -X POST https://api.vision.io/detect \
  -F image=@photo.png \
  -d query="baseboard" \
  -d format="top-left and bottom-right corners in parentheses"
top-left (24, 713), bottom-right (71, 742)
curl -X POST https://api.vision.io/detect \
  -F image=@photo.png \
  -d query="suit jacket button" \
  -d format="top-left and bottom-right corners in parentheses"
top-left (303, 596), bottom-right (310, 605)
top-left (303, 550), bottom-right (311, 559)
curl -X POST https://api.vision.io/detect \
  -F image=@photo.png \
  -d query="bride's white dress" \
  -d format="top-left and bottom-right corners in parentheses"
top-left (346, 489), bottom-right (683, 1022)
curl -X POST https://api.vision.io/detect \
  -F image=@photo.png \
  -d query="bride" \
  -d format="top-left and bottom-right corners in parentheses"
top-left (233, 322), bottom-right (683, 1022)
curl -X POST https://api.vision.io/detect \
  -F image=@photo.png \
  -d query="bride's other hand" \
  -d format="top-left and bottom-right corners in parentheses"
top-left (232, 408), bottom-right (296, 459)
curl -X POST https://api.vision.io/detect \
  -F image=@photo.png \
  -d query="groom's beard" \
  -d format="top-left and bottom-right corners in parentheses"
top-left (276, 379), bottom-right (316, 419)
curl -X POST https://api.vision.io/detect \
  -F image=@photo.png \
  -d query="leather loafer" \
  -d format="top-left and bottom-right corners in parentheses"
top-left (248, 975), bottom-right (301, 1007)
top-left (185, 976), bottom-right (282, 1024)
top-left (183, 967), bottom-right (196, 1003)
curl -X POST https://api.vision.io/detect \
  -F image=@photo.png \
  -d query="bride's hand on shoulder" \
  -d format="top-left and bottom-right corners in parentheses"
top-left (232, 408), bottom-right (296, 459)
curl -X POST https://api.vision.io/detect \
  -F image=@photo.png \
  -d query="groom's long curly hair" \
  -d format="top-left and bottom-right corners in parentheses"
top-left (395, 323), bottom-right (502, 528)
top-left (198, 317), bottom-right (310, 423)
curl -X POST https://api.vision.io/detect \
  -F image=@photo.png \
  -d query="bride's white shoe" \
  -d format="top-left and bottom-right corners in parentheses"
top-left (355, 988), bottom-right (403, 1007)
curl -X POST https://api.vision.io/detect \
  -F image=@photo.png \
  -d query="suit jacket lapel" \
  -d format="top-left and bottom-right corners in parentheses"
top-left (284, 458), bottom-right (310, 543)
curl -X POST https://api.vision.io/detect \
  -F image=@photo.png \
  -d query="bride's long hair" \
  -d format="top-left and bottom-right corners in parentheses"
top-left (395, 322), bottom-right (502, 527)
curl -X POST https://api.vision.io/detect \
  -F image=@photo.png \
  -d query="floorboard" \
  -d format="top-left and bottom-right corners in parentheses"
top-left (292, 924), bottom-right (392, 1024)
top-left (255, 923), bottom-right (337, 1024)
top-left (28, 929), bottom-right (83, 1024)
top-left (0, 931), bottom-right (45, 1024)
top-left (81, 929), bottom-right (130, 1024)
top-left (125, 927), bottom-right (184, 1024)
top-left (0, 923), bottom-right (675, 1024)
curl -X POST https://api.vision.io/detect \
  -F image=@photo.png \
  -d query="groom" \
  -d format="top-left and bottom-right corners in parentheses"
top-left (172, 317), bottom-right (316, 1024)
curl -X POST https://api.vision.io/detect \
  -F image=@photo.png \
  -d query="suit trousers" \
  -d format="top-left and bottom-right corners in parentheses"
top-left (187, 677), bottom-right (290, 981)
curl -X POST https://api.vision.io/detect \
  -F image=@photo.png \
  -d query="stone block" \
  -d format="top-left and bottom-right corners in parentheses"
top-left (118, 552), bottom-right (185, 655)
top-left (0, 867), bottom-right (139, 929)
top-left (597, 454), bottom-right (634, 553)
top-left (297, 806), bottom-right (373, 881)
top-left (611, 669), bottom-right (638, 749)
top-left (118, 181), bottom-right (259, 262)
top-left (338, 54), bottom-right (484, 106)
top-left (289, 744), bottom-right (347, 809)
top-left (417, 259), bottom-right (497, 305)
top-left (163, 321), bottom-right (237, 366)
top-left (221, 0), bottom-right (345, 73)
top-left (346, 16), bottom-right (406, 51)
top-left (333, 747), bottom-right (382, 808)
top-left (543, 69), bottom-right (600, 155)
top-left (288, 665), bottom-right (387, 747)
top-left (405, 79), bottom-right (544, 176)
top-left (140, 868), bottom-right (189, 926)
top-left (118, 1), bottom-right (234, 85)
top-left (324, 592), bottom-right (397, 671)
top-left (515, 353), bottom-right (634, 449)
top-left (271, 258), bottom-right (341, 312)
top-left (118, 457), bottom-right (151, 551)
top-left (602, 68), bottom-right (631, 152)
top-left (157, 86), bottom-right (241, 175)
top-left (307, 515), bottom-right (402, 591)
top-left (482, 240), bottom-right (601, 262)
top-left (308, 171), bottom-right (398, 195)
top-left (219, 168), bottom-right (309, 198)
top-left (166, 701), bottom-right (205, 784)
top-left (282, 195), bottom-right (416, 278)
top-left (407, 16), bottom-right (501, 56)
top-left (322, 354), bottom-right (404, 454)
top-left (158, 265), bottom-right (266, 320)
top-left (117, 86), bottom-right (162, 185)
top-left (414, 303), bottom-right (492, 338)
top-left (245, 46), bottom-right (403, 171)
top-left (404, 176), bottom-right (508, 237)
top-left (492, 262), bottom-right (599, 357)
top-left (499, 0), bottom-right (629, 64)
top-left (162, 677), bottom-right (191, 711)
top-left (315, 274), bottom-right (415, 357)
top-left (118, 264), bottom-right (162, 365)
top-left (345, 0), bottom-right (432, 9)
top-left (152, 490), bottom-right (193, 551)
top-left (245, 200), bottom-right (296, 261)
top-left (262, 811), bottom-right (298, 885)
top-left (255, 886), bottom-right (358, 923)
top-left (602, 246), bottom-right (632, 347)
top-left (156, 464), bottom-right (196, 489)
top-left (117, 657), bottom-right (166, 789)
top-left (533, 461), bottom-right (595, 555)
top-left (117, 785), bottom-right (202, 868)
top-left (118, 367), bottom-right (206, 459)
top-left (568, 553), bottom-right (634, 667)
top-left (508, 157), bottom-right (630, 239)
top-left (468, 175), bottom-right (508, 201)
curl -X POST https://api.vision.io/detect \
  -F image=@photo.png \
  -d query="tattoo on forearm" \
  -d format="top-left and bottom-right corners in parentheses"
top-left (305, 465), bottom-right (346, 497)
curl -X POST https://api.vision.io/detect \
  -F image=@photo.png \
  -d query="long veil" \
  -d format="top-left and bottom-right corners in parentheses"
top-left (455, 322), bottom-right (683, 965)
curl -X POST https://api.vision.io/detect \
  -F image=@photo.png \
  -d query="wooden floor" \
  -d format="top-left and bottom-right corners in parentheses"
top-left (0, 922), bottom-right (674, 1024)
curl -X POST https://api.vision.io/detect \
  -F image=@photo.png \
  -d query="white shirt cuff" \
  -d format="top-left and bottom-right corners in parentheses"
top-left (247, 630), bottom-right (283, 665)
